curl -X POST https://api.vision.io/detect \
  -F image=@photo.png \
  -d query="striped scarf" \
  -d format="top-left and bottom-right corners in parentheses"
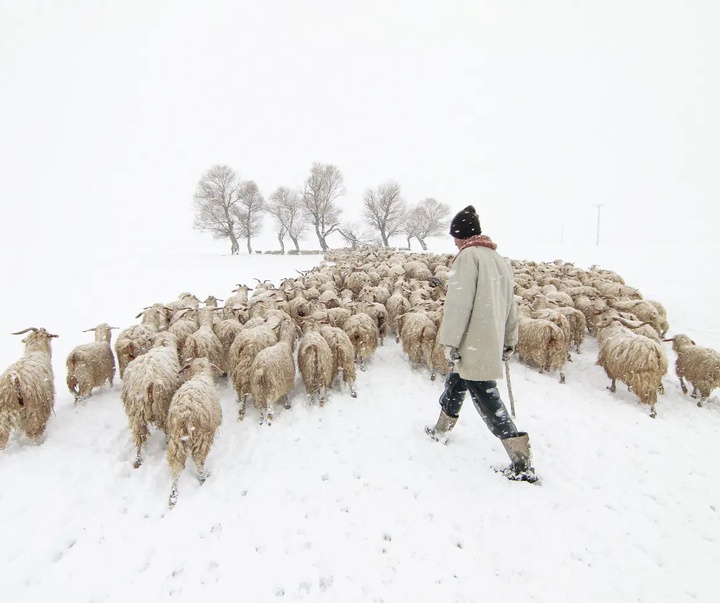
top-left (452, 234), bottom-right (498, 264)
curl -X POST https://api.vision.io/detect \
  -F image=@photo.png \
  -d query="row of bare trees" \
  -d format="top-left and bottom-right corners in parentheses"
top-left (192, 163), bottom-right (450, 255)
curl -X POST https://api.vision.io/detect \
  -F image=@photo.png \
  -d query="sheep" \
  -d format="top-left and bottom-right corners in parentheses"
top-left (166, 357), bottom-right (223, 508)
top-left (595, 315), bottom-right (668, 418)
top-left (297, 321), bottom-right (334, 406)
top-left (353, 301), bottom-right (389, 345)
top-left (607, 298), bottom-right (665, 337)
top-left (229, 323), bottom-right (278, 419)
top-left (0, 328), bottom-right (59, 449)
top-left (342, 312), bottom-right (380, 371)
top-left (516, 313), bottom-right (567, 383)
top-left (120, 332), bottom-right (184, 468)
top-left (398, 311), bottom-right (437, 373)
top-left (182, 307), bottom-right (226, 374)
top-left (319, 325), bottom-right (357, 397)
top-left (212, 314), bottom-right (244, 368)
top-left (664, 334), bottom-right (720, 407)
top-left (115, 324), bottom-right (156, 378)
top-left (386, 283), bottom-right (411, 338)
top-left (222, 284), bottom-right (253, 319)
top-left (135, 304), bottom-right (169, 332)
top-left (168, 309), bottom-right (199, 344)
top-left (429, 325), bottom-right (449, 382)
top-left (66, 323), bottom-right (117, 402)
top-left (248, 340), bottom-right (296, 425)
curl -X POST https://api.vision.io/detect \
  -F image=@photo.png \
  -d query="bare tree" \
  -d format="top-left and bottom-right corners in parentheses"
top-left (236, 180), bottom-right (265, 254)
top-left (361, 181), bottom-right (407, 247)
top-left (192, 164), bottom-right (243, 254)
top-left (302, 163), bottom-right (345, 251)
top-left (267, 187), bottom-right (309, 253)
top-left (337, 222), bottom-right (377, 250)
top-left (404, 198), bottom-right (450, 251)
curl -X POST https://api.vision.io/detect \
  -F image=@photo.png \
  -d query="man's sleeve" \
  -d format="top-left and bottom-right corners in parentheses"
top-left (439, 252), bottom-right (477, 348)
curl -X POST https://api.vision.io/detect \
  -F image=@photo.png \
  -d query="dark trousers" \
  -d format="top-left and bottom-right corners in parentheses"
top-left (439, 372), bottom-right (518, 439)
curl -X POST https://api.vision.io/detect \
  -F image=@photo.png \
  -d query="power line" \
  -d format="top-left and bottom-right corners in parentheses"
top-left (593, 204), bottom-right (604, 246)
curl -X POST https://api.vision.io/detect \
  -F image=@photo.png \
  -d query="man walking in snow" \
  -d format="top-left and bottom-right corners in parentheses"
top-left (426, 205), bottom-right (538, 482)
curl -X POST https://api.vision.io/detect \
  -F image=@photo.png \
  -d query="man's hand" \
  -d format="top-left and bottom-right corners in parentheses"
top-left (502, 346), bottom-right (514, 362)
top-left (445, 346), bottom-right (461, 363)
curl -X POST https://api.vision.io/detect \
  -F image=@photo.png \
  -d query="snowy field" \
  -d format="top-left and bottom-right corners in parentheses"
top-left (1, 242), bottom-right (719, 603)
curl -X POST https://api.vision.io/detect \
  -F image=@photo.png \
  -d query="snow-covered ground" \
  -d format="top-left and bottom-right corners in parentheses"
top-left (1, 243), bottom-right (719, 603)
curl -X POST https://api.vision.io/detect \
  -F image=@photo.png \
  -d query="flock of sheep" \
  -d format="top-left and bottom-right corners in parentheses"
top-left (1, 248), bottom-right (719, 507)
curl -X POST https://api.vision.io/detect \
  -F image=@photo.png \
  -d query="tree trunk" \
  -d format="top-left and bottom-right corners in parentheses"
top-left (289, 235), bottom-right (300, 252)
top-left (381, 232), bottom-right (389, 247)
top-left (230, 232), bottom-right (240, 255)
top-left (417, 236), bottom-right (428, 251)
top-left (246, 237), bottom-right (252, 254)
top-left (278, 233), bottom-right (285, 254)
top-left (314, 225), bottom-right (327, 251)
top-left (406, 236), bottom-right (412, 250)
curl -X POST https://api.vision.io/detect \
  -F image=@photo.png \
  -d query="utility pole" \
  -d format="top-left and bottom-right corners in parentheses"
top-left (593, 204), bottom-right (604, 246)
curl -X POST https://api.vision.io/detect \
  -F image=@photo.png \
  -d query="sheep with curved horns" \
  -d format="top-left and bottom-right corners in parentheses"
top-left (120, 332), bottom-right (184, 468)
top-left (595, 315), bottom-right (668, 418)
top-left (66, 323), bottom-right (117, 402)
top-left (115, 324), bottom-right (156, 378)
top-left (0, 328), bottom-right (59, 449)
top-left (664, 334), bottom-right (720, 407)
top-left (182, 307), bottom-right (226, 374)
top-left (167, 357), bottom-right (223, 508)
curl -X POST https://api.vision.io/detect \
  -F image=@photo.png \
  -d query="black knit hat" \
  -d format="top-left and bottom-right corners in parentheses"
top-left (449, 205), bottom-right (481, 239)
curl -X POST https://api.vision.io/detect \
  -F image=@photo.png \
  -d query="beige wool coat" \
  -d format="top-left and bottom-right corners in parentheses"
top-left (438, 245), bottom-right (518, 381)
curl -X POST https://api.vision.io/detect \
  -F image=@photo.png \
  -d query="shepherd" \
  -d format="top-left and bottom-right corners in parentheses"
top-left (425, 205), bottom-right (538, 482)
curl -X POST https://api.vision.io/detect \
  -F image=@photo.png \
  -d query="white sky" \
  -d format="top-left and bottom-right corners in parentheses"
top-left (1, 0), bottom-right (718, 255)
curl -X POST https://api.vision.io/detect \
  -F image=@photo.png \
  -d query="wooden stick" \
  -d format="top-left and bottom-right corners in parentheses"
top-left (504, 360), bottom-right (516, 418)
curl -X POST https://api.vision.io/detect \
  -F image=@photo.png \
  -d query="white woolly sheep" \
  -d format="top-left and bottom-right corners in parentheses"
top-left (516, 313), bottom-right (567, 383)
top-left (120, 332), bottom-right (184, 468)
top-left (319, 325), bottom-right (357, 397)
top-left (342, 312), bottom-right (380, 371)
top-left (66, 323), bottom-right (117, 402)
top-left (134, 304), bottom-right (169, 332)
top-left (398, 311), bottom-right (437, 373)
top-left (665, 334), bottom-right (720, 407)
top-left (115, 324), bottom-right (156, 378)
top-left (248, 340), bottom-right (296, 425)
top-left (297, 322), bottom-right (334, 406)
top-left (0, 328), bottom-right (59, 449)
top-left (595, 315), bottom-right (668, 418)
top-left (182, 307), bottom-right (226, 374)
top-left (229, 323), bottom-right (278, 418)
top-left (166, 357), bottom-right (223, 508)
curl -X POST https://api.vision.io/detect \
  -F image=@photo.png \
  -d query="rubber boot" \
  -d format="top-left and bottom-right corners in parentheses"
top-left (425, 409), bottom-right (458, 445)
top-left (500, 432), bottom-right (538, 483)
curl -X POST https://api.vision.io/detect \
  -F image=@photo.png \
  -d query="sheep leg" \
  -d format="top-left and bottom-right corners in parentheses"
top-left (319, 388), bottom-right (326, 407)
top-left (690, 387), bottom-right (698, 399)
top-left (349, 382), bottom-right (357, 398)
top-left (658, 383), bottom-right (665, 395)
top-left (566, 352), bottom-right (573, 363)
top-left (282, 395), bottom-right (291, 410)
top-left (359, 357), bottom-right (366, 372)
top-left (678, 377), bottom-right (688, 395)
top-left (608, 379), bottom-right (617, 393)
top-left (430, 370), bottom-right (436, 381)
top-left (559, 371), bottom-right (566, 384)
top-left (265, 403), bottom-right (275, 426)
top-left (132, 422), bottom-right (148, 468)
top-left (238, 394), bottom-right (248, 421)
top-left (649, 403), bottom-right (657, 419)
top-left (169, 480), bottom-right (179, 508)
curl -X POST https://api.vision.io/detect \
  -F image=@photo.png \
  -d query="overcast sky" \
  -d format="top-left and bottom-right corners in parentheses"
top-left (1, 0), bottom-right (717, 257)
